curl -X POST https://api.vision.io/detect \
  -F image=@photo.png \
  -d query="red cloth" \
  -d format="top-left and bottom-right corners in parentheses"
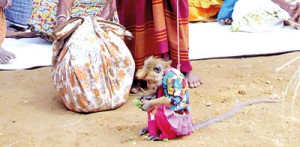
top-left (147, 105), bottom-right (193, 139)
top-left (117, 0), bottom-right (192, 73)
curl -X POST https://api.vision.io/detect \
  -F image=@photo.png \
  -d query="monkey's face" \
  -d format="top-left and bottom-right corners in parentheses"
top-left (144, 71), bottom-right (163, 91)
top-left (136, 56), bottom-right (172, 90)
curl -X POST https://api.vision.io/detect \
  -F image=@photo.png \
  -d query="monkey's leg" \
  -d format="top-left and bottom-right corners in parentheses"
top-left (139, 127), bottom-right (148, 136)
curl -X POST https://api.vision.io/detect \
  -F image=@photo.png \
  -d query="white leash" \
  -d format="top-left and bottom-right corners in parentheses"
top-left (176, 0), bottom-right (181, 70)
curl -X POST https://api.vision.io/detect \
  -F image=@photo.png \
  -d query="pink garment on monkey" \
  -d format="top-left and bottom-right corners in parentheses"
top-left (147, 68), bottom-right (193, 139)
top-left (147, 105), bottom-right (193, 139)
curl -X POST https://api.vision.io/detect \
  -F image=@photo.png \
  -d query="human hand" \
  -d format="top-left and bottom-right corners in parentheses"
top-left (288, 2), bottom-right (300, 24)
top-left (0, 0), bottom-right (10, 8)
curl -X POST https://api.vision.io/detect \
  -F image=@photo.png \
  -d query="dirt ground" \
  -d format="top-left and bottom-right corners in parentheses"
top-left (1, 52), bottom-right (300, 146)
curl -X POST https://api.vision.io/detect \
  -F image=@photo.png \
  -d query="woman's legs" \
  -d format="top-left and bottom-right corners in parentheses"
top-left (117, 0), bottom-right (201, 91)
top-left (0, 9), bottom-right (16, 64)
top-left (217, 0), bottom-right (238, 25)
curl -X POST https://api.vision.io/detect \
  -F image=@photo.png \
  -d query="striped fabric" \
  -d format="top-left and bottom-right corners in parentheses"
top-left (117, 0), bottom-right (192, 73)
top-left (4, 0), bottom-right (32, 27)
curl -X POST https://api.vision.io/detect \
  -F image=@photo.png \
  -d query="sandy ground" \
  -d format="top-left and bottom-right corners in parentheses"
top-left (1, 52), bottom-right (300, 146)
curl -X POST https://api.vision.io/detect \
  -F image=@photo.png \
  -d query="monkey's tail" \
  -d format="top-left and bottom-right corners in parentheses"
top-left (193, 99), bottom-right (279, 130)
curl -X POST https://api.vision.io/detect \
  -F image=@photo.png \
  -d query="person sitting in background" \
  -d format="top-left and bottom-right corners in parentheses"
top-left (217, 0), bottom-right (237, 25)
top-left (4, 0), bottom-right (36, 38)
top-left (28, 0), bottom-right (118, 41)
top-left (0, 0), bottom-right (16, 64)
top-left (218, 0), bottom-right (300, 28)
top-left (231, 0), bottom-right (300, 32)
top-left (5, 0), bottom-right (33, 32)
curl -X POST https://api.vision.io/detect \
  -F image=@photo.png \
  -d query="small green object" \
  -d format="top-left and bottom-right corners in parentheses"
top-left (129, 136), bottom-right (134, 140)
top-left (133, 99), bottom-right (143, 109)
top-left (163, 138), bottom-right (169, 142)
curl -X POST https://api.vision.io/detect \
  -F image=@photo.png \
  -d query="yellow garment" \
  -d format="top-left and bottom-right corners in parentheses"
top-left (189, 0), bottom-right (223, 22)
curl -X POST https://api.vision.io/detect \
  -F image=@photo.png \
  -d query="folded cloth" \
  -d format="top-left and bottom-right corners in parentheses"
top-left (189, 0), bottom-right (223, 22)
top-left (4, 0), bottom-right (32, 27)
top-left (231, 0), bottom-right (290, 32)
top-left (217, 0), bottom-right (238, 21)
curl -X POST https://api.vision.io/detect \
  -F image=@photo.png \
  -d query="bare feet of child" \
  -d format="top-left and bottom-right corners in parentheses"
top-left (0, 46), bottom-right (15, 64)
top-left (185, 71), bottom-right (202, 88)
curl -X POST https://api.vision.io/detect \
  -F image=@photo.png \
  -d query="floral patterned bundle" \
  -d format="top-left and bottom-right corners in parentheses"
top-left (52, 16), bottom-right (135, 113)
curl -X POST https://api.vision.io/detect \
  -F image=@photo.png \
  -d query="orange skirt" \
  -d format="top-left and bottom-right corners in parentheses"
top-left (189, 0), bottom-right (223, 22)
top-left (0, 9), bottom-right (6, 43)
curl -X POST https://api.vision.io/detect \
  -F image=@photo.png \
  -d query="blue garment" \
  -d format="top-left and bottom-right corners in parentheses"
top-left (161, 68), bottom-right (190, 114)
top-left (4, 0), bottom-right (33, 26)
top-left (217, 0), bottom-right (239, 21)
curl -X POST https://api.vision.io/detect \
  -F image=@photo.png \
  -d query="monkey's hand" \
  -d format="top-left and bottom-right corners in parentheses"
top-left (141, 100), bottom-right (152, 111)
top-left (138, 93), bottom-right (156, 101)
top-left (141, 97), bottom-right (170, 111)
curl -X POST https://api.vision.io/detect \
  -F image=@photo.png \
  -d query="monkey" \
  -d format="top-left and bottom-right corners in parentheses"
top-left (135, 56), bottom-right (279, 141)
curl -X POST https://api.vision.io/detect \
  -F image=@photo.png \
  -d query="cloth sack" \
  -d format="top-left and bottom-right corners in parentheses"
top-left (52, 16), bottom-right (135, 113)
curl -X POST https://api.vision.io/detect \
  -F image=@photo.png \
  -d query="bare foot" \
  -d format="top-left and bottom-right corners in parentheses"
top-left (219, 18), bottom-right (233, 25)
top-left (130, 79), bottom-right (140, 94)
top-left (6, 30), bottom-right (37, 38)
top-left (185, 72), bottom-right (202, 88)
top-left (0, 46), bottom-right (16, 64)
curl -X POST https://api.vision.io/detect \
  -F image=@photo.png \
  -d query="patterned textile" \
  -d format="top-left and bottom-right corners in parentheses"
top-left (162, 68), bottom-right (189, 114)
top-left (231, 0), bottom-right (291, 32)
top-left (189, 0), bottom-right (223, 22)
top-left (4, 0), bottom-right (33, 27)
top-left (0, 9), bottom-right (5, 44)
top-left (117, 0), bottom-right (192, 73)
top-left (52, 16), bottom-right (135, 113)
top-left (29, 0), bottom-right (118, 41)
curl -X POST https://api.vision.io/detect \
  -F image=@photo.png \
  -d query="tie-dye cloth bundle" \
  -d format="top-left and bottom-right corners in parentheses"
top-left (52, 16), bottom-right (135, 113)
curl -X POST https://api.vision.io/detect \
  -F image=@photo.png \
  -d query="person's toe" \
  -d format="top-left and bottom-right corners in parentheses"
top-left (195, 80), bottom-right (202, 88)
top-left (219, 19), bottom-right (225, 25)
top-left (189, 82), bottom-right (195, 88)
top-left (0, 55), bottom-right (9, 64)
top-left (130, 80), bottom-right (140, 94)
top-left (189, 80), bottom-right (201, 88)
top-left (130, 87), bottom-right (139, 94)
top-left (224, 18), bottom-right (232, 25)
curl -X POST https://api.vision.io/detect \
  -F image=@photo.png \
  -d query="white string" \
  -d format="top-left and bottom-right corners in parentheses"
top-left (276, 55), bottom-right (300, 72)
top-left (176, 0), bottom-right (181, 70)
